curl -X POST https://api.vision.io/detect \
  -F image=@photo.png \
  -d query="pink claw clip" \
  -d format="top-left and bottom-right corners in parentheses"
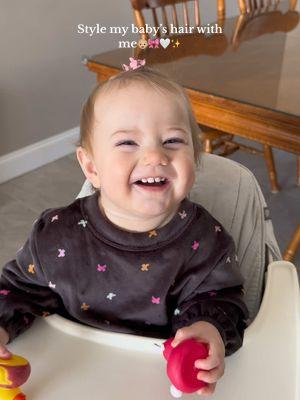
top-left (122, 57), bottom-right (146, 71)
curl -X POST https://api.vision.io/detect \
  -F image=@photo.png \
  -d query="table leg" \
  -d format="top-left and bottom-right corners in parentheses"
top-left (263, 145), bottom-right (280, 193)
top-left (204, 139), bottom-right (213, 153)
top-left (283, 224), bottom-right (300, 262)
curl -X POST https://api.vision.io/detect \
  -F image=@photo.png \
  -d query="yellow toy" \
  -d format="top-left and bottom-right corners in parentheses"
top-left (0, 354), bottom-right (30, 400)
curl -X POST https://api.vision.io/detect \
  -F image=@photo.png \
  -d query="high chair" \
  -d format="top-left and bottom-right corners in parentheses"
top-left (6, 153), bottom-right (300, 399)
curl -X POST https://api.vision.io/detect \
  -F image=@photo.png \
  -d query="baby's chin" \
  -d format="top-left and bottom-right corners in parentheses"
top-left (132, 202), bottom-right (180, 225)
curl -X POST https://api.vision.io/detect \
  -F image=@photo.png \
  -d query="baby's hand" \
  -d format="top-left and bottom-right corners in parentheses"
top-left (0, 327), bottom-right (11, 359)
top-left (172, 321), bottom-right (225, 396)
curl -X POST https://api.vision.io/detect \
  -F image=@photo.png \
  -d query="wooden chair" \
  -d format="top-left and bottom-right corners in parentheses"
top-left (131, 0), bottom-right (226, 41)
top-left (232, 7), bottom-right (300, 49)
top-left (238, 0), bottom-right (297, 14)
top-left (130, 0), bottom-right (282, 193)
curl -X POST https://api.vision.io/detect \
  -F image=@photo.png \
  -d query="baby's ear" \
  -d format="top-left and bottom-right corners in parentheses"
top-left (76, 147), bottom-right (100, 188)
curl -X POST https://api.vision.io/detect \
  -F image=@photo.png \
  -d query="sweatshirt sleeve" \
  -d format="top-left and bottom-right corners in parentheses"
top-left (0, 216), bottom-right (66, 343)
top-left (171, 235), bottom-right (249, 356)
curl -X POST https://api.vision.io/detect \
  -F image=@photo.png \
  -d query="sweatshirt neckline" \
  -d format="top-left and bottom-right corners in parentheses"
top-left (81, 191), bottom-right (196, 251)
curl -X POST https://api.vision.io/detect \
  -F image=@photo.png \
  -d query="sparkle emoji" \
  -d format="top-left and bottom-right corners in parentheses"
top-left (138, 38), bottom-right (148, 49)
top-left (171, 39), bottom-right (180, 48)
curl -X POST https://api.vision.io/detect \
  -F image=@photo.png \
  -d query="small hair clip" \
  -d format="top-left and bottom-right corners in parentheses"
top-left (122, 57), bottom-right (146, 71)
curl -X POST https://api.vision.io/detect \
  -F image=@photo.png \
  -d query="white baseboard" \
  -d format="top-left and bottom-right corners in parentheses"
top-left (0, 127), bottom-right (80, 184)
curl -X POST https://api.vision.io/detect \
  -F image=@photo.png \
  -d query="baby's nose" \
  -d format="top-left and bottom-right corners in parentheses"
top-left (142, 149), bottom-right (169, 166)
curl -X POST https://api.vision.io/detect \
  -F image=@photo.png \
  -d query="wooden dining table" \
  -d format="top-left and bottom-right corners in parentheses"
top-left (84, 0), bottom-right (300, 158)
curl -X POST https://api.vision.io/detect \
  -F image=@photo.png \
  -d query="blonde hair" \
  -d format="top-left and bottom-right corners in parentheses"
top-left (79, 67), bottom-right (202, 164)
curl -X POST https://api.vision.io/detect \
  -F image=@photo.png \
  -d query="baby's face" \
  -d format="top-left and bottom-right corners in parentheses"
top-left (89, 83), bottom-right (195, 222)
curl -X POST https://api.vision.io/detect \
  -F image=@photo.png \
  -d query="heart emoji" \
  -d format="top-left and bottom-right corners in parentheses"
top-left (160, 38), bottom-right (170, 49)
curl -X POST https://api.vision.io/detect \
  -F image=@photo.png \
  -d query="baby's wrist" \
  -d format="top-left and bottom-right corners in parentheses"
top-left (191, 320), bottom-right (225, 347)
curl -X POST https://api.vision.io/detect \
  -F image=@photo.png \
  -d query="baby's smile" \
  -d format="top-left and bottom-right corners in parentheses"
top-left (132, 176), bottom-right (171, 193)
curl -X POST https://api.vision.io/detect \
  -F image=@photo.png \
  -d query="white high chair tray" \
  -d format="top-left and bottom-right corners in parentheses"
top-left (9, 262), bottom-right (300, 400)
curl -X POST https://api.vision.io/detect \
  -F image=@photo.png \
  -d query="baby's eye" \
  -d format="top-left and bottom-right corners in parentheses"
top-left (164, 138), bottom-right (185, 145)
top-left (116, 140), bottom-right (137, 146)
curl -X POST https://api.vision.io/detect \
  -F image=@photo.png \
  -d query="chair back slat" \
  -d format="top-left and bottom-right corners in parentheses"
top-left (151, 8), bottom-right (160, 36)
top-left (161, 6), bottom-right (170, 33)
top-left (182, 1), bottom-right (190, 26)
top-left (171, 4), bottom-right (179, 27)
top-left (134, 9), bottom-right (147, 40)
top-left (194, 0), bottom-right (201, 26)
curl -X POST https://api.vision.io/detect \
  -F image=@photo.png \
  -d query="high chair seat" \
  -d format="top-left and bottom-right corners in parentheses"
top-left (7, 153), bottom-right (299, 400)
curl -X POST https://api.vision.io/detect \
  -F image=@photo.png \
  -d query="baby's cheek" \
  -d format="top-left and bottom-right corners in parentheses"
top-left (183, 160), bottom-right (196, 186)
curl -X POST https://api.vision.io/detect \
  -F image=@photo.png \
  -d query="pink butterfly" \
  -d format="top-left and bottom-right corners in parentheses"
top-left (122, 57), bottom-right (146, 71)
top-left (0, 289), bottom-right (10, 295)
top-left (97, 264), bottom-right (107, 272)
top-left (191, 241), bottom-right (199, 250)
top-left (152, 296), bottom-right (160, 304)
top-left (209, 291), bottom-right (217, 297)
top-left (148, 38), bottom-right (160, 48)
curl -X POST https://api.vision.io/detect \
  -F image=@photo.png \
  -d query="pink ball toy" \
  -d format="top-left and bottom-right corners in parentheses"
top-left (163, 338), bottom-right (209, 397)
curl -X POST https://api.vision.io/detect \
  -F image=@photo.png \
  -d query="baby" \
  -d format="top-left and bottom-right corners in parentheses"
top-left (0, 65), bottom-right (248, 396)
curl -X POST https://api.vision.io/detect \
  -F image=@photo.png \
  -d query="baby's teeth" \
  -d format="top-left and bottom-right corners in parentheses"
top-left (139, 177), bottom-right (166, 183)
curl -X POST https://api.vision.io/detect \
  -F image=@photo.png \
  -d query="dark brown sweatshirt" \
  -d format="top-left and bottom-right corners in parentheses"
top-left (0, 192), bottom-right (248, 356)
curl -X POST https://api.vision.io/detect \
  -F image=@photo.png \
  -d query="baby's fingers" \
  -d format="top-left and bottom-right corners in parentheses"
top-left (0, 344), bottom-right (12, 359)
top-left (195, 356), bottom-right (220, 371)
top-left (197, 365), bottom-right (225, 384)
top-left (195, 344), bottom-right (224, 371)
top-left (197, 382), bottom-right (216, 396)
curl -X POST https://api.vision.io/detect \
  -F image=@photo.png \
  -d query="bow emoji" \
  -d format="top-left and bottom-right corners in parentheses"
top-left (148, 38), bottom-right (160, 48)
